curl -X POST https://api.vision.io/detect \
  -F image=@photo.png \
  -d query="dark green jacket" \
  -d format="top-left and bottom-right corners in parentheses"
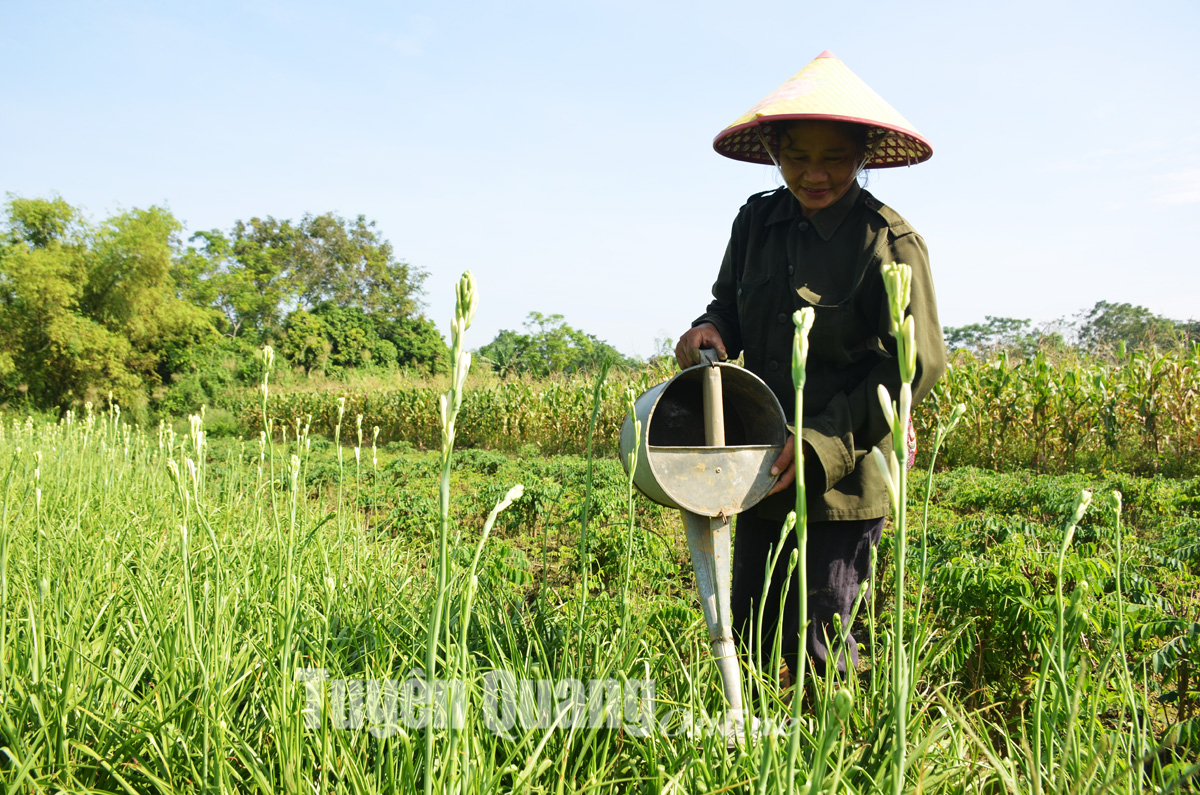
top-left (694, 181), bottom-right (947, 522)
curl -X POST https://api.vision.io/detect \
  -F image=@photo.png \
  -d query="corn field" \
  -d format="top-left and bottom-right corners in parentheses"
top-left (924, 344), bottom-right (1200, 476)
top-left (234, 374), bottom-right (642, 457)
top-left (236, 343), bottom-right (1200, 477)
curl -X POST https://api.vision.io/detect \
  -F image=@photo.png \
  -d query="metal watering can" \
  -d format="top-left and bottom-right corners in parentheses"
top-left (619, 350), bottom-right (787, 735)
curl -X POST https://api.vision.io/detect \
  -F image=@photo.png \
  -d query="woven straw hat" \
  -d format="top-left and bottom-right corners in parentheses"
top-left (713, 50), bottom-right (932, 169)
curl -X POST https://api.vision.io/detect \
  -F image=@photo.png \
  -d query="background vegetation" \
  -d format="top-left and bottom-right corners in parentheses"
top-left (0, 196), bottom-right (652, 424)
top-left (1, 235), bottom-right (1198, 790)
top-left (5, 194), bottom-right (1199, 483)
top-left (218, 340), bottom-right (1199, 485)
top-left (1, 355), bottom-right (1197, 791)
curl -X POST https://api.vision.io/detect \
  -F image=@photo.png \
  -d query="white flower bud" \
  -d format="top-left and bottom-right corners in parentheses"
top-left (901, 315), bottom-right (917, 382)
top-left (871, 447), bottom-right (899, 512)
top-left (881, 262), bottom-right (912, 332)
top-left (185, 458), bottom-right (198, 493)
top-left (877, 384), bottom-right (896, 428)
top-left (791, 307), bottom-right (815, 387)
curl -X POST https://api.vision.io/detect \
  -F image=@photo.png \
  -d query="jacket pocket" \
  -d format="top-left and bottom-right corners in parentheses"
top-left (736, 274), bottom-right (780, 364)
top-left (794, 291), bottom-right (856, 368)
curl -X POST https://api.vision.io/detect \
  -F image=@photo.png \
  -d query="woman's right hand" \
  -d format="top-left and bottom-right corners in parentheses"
top-left (674, 322), bottom-right (727, 369)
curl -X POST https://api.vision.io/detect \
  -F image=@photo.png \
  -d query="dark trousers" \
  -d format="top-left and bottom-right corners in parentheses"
top-left (731, 512), bottom-right (885, 679)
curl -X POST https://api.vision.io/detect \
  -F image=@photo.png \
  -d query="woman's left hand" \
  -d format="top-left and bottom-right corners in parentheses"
top-left (766, 435), bottom-right (816, 496)
top-left (767, 435), bottom-right (795, 495)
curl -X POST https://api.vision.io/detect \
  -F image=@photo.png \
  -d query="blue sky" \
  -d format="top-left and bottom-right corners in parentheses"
top-left (3, 0), bottom-right (1198, 358)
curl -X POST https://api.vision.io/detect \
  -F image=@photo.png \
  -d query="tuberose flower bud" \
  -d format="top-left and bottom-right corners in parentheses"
top-left (877, 384), bottom-right (896, 428)
top-left (833, 687), bottom-right (853, 721)
top-left (456, 271), bottom-right (478, 329)
top-left (901, 315), bottom-right (917, 382)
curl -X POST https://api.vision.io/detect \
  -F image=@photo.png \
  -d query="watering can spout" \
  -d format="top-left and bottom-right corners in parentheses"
top-left (683, 510), bottom-right (743, 718)
top-left (619, 356), bottom-right (787, 740)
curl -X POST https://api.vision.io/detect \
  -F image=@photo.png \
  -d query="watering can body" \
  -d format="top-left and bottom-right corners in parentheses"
top-left (619, 361), bottom-right (788, 518)
top-left (619, 358), bottom-right (788, 743)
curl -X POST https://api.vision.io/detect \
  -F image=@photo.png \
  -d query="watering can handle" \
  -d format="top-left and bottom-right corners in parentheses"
top-left (699, 348), bottom-right (721, 366)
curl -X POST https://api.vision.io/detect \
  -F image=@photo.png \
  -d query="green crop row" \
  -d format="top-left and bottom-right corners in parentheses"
top-left (234, 374), bottom-right (649, 457)
top-left (234, 343), bottom-right (1200, 477)
top-left (919, 343), bottom-right (1200, 476)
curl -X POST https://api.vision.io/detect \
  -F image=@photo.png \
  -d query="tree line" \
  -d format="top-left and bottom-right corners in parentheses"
top-left (3, 194), bottom-right (1194, 421)
top-left (0, 195), bottom-right (646, 419)
top-left (943, 304), bottom-right (1199, 357)
top-left (0, 196), bottom-right (449, 417)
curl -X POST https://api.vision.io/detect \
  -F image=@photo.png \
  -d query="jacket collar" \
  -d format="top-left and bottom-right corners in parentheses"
top-left (765, 180), bottom-right (863, 241)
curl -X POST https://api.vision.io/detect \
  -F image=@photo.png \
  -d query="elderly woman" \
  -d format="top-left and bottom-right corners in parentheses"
top-left (675, 51), bottom-right (947, 682)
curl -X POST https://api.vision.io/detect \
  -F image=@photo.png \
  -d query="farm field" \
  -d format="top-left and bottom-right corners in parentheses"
top-left (6, 5), bottom-right (1200, 791)
top-left (220, 339), bottom-right (1200, 480)
top-left (2, 273), bottom-right (1199, 793)
top-left (2, 377), bottom-right (1199, 792)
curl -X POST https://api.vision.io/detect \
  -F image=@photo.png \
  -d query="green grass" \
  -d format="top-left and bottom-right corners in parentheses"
top-left (2, 404), bottom-right (1199, 792)
top-left (2, 276), bottom-right (1198, 792)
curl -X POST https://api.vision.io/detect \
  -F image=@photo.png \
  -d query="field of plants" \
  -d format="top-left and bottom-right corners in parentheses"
top-left (2, 272), bottom-right (1199, 792)
top-left (230, 339), bottom-right (1200, 480)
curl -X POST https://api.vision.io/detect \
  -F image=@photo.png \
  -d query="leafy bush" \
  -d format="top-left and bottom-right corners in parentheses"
top-left (201, 407), bottom-right (241, 437)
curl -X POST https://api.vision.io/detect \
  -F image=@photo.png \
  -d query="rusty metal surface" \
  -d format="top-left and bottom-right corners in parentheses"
top-left (683, 509), bottom-right (744, 723)
top-left (703, 362), bottom-right (726, 447)
top-left (619, 361), bottom-right (787, 518)
top-left (649, 445), bottom-right (783, 516)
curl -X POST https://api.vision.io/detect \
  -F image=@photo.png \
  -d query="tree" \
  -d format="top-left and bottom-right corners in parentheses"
top-left (476, 328), bottom-right (531, 377)
top-left (4, 195), bottom-right (80, 247)
top-left (943, 316), bottom-right (1037, 354)
top-left (291, 213), bottom-right (424, 322)
top-left (182, 218), bottom-right (298, 339)
top-left (279, 310), bottom-right (332, 374)
top-left (476, 312), bottom-right (637, 377)
top-left (1075, 301), bottom-right (1182, 353)
top-left (278, 303), bottom-right (448, 375)
top-left (1, 197), bottom-right (131, 405)
top-left (182, 212), bottom-right (428, 341)
top-left (0, 196), bottom-right (220, 412)
top-left (382, 313), bottom-right (448, 374)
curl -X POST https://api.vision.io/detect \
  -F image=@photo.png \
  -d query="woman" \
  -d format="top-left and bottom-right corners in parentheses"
top-left (675, 51), bottom-right (947, 681)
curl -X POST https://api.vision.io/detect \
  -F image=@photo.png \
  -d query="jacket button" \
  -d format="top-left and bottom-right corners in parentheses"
top-left (768, 360), bottom-right (779, 371)
top-left (737, 287), bottom-right (743, 296)
top-left (787, 265), bottom-right (794, 275)
top-left (797, 221), bottom-right (809, 231)
top-left (777, 313), bottom-right (787, 323)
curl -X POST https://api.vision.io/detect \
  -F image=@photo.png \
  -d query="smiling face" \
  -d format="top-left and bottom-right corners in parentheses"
top-left (777, 121), bottom-right (865, 217)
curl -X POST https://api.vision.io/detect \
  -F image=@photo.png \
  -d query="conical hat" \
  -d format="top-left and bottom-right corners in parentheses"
top-left (713, 51), bottom-right (932, 169)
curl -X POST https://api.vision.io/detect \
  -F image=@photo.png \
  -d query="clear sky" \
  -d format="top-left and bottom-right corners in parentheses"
top-left (3, 0), bottom-right (1198, 358)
